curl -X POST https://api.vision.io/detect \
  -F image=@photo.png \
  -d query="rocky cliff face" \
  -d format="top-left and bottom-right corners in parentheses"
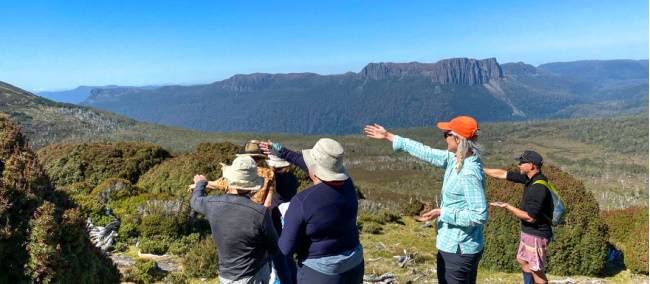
top-left (360, 58), bottom-right (503, 84)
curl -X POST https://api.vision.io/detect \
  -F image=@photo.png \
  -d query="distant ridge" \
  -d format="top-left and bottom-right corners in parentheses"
top-left (74, 57), bottom-right (649, 134)
top-left (360, 58), bottom-right (503, 84)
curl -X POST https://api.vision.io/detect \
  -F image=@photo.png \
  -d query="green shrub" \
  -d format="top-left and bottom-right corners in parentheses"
top-left (112, 242), bottom-right (128, 253)
top-left (163, 272), bottom-right (188, 284)
top-left (400, 198), bottom-right (425, 216)
top-left (358, 207), bottom-right (404, 235)
top-left (118, 222), bottom-right (139, 241)
top-left (626, 221), bottom-right (649, 274)
top-left (168, 233), bottom-right (200, 256)
top-left (182, 237), bottom-right (218, 278)
top-left (137, 142), bottom-right (240, 195)
top-left (360, 221), bottom-right (383, 234)
top-left (359, 209), bottom-right (402, 225)
top-left (123, 259), bottom-right (166, 284)
top-left (0, 117), bottom-right (120, 283)
top-left (482, 165), bottom-right (609, 276)
top-left (139, 236), bottom-right (172, 255)
top-left (602, 207), bottom-right (649, 274)
top-left (138, 204), bottom-right (186, 238)
top-left (92, 178), bottom-right (138, 204)
top-left (37, 141), bottom-right (171, 188)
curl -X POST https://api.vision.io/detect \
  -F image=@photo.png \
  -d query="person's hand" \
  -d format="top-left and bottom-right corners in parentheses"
top-left (364, 124), bottom-right (394, 141)
top-left (259, 140), bottom-right (282, 156)
top-left (193, 175), bottom-right (207, 184)
top-left (490, 202), bottom-right (510, 209)
top-left (415, 208), bottom-right (441, 222)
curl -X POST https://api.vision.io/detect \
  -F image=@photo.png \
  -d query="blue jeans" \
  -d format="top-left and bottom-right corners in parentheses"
top-left (297, 261), bottom-right (364, 284)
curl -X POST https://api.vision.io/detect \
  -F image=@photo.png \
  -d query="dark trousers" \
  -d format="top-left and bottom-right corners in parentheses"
top-left (297, 261), bottom-right (364, 284)
top-left (270, 207), bottom-right (296, 284)
top-left (437, 249), bottom-right (483, 284)
top-left (272, 253), bottom-right (297, 284)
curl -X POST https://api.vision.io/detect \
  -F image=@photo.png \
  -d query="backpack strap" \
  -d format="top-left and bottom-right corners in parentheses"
top-left (531, 179), bottom-right (555, 224)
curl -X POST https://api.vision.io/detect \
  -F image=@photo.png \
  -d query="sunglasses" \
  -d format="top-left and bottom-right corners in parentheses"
top-left (443, 131), bottom-right (453, 138)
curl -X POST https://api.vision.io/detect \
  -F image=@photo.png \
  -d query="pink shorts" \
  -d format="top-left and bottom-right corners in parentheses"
top-left (516, 232), bottom-right (549, 272)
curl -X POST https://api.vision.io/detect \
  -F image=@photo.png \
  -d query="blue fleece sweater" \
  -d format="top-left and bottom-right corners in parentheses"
top-left (277, 148), bottom-right (360, 261)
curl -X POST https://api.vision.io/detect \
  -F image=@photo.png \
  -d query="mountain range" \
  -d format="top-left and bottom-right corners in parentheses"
top-left (37, 85), bottom-right (158, 104)
top-left (75, 58), bottom-right (648, 134)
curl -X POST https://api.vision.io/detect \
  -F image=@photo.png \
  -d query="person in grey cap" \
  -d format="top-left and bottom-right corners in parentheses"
top-left (259, 138), bottom-right (363, 284)
top-left (484, 150), bottom-right (554, 284)
top-left (190, 156), bottom-right (283, 284)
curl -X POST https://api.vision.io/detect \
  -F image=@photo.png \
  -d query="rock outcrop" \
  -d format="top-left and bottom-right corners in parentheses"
top-left (360, 57), bottom-right (504, 84)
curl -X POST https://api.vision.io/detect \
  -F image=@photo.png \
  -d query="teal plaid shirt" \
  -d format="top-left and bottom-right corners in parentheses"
top-left (393, 135), bottom-right (488, 254)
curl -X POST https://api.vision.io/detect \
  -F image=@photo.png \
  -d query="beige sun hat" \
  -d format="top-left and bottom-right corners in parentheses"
top-left (302, 138), bottom-right (349, 182)
top-left (222, 156), bottom-right (264, 191)
top-left (267, 154), bottom-right (291, 168)
top-left (236, 140), bottom-right (266, 158)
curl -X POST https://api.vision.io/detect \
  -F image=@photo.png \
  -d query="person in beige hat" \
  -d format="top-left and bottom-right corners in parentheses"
top-left (190, 155), bottom-right (285, 284)
top-left (189, 140), bottom-right (276, 207)
top-left (259, 138), bottom-right (363, 284)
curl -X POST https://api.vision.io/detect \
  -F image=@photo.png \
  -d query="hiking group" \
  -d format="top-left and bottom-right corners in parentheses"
top-left (188, 115), bottom-right (560, 284)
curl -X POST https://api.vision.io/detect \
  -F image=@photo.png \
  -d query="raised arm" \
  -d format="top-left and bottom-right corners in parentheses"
top-left (365, 123), bottom-right (449, 168)
top-left (190, 175), bottom-right (209, 215)
top-left (260, 141), bottom-right (308, 173)
top-left (484, 168), bottom-right (508, 179)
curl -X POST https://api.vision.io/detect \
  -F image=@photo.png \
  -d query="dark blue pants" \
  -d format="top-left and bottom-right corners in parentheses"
top-left (272, 253), bottom-right (296, 284)
top-left (297, 261), bottom-right (364, 284)
top-left (437, 249), bottom-right (483, 284)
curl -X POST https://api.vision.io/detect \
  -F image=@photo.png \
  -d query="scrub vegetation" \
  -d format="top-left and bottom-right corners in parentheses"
top-left (1, 112), bottom-right (647, 282)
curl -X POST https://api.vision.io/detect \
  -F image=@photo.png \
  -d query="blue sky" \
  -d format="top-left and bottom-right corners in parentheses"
top-left (0, 0), bottom-right (647, 91)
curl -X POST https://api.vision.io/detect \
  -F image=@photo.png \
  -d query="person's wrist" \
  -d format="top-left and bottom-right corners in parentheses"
top-left (386, 132), bottom-right (395, 142)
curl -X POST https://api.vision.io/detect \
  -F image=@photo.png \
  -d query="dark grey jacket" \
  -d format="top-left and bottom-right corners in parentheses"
top-left (191, 180), bottom-right (279, 280)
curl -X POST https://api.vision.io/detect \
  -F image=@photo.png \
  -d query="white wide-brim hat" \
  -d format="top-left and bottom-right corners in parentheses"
top-left (222, 156), bottom-right (264, 191)
top-left (267, 154), bottom-right (291, 168)
top-left (302, 138), bottom-right (349, 182)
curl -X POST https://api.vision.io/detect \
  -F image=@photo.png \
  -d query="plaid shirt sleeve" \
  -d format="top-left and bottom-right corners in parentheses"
top-left (392, 135), bottom-right (449, 168)
top-left (439, 173), bottom-right (488, 226)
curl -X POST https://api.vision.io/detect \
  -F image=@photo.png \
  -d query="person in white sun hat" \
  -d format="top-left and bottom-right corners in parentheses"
top-left (190, 155), bottom-right (286, 284)
top-left (260, 138), bottom-right (364, 284)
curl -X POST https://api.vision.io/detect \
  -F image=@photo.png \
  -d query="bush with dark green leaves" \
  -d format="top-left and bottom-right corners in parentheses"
top-left (37, 141), bottom-right (171, 188)
top-left (602, 206), bottom-right (649, 274)
top-left (358, 209), bottom-right (403, 235)
top-left (92, 178), bottom-right (139, 204)
top-left (0, 116), bottom-right (120, 283)
top-left (482, 165), bottom-right (609, 276)
top-left (139, 236), bottom-right (172, 255)
top-left (182, 237), bottom-right (218, 278)
top-left (168, 233), bottom-right (200, 255)
top-left (123, 259), bottom-right (166, 284)
top-left (138, 199), bottom-right (188, 238)
top-left (137, 142), bottom-right (240, 195)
